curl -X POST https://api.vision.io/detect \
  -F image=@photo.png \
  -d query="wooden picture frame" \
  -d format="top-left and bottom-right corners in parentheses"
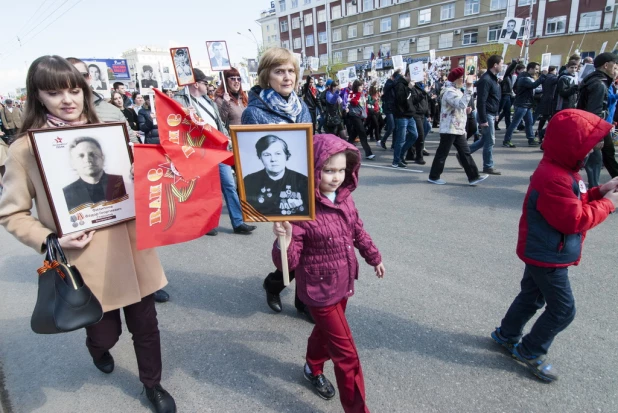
top-left (29, 122), bottom-right (136, 237)
top-left (206, 40), bottom-right (232, 71)
top-left (229, 124), bottom-right (315, 222)
top-left (170, 47), bottom-right (196, 86)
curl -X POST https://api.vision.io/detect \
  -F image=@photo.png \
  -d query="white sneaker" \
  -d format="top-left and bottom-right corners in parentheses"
top-left (428, 178), bottom-right (446, 185)
top-left (366, 154), bottom-right (376, 160)
top-left (469, 175), bottom-right (489, 186)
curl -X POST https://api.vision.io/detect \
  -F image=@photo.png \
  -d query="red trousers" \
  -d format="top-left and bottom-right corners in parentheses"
top-left (306, 298), bottom-right (369, 413)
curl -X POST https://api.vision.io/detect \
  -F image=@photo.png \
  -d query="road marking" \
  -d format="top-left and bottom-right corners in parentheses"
top-left (361, 164), bottom-right (424, 173)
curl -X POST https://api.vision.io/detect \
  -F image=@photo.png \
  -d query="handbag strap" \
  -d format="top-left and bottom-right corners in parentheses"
top-left (45, 234), bottom-right (68, 264)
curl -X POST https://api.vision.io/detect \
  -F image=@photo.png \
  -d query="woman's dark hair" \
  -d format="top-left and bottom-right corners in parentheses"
top-left (255, 135), bottom-right (291, 160)
top-left (110, 91), bottom-right (123, 108)
top-left (21, 55), bottom-right (99, 134)
top-left (132, 91), bottom-right (143, 103)
top-left (329, 80), bottom-right (339, 90)
top-left (302, 75), bottom-right (314, 95)
top-left (352, 80), bottom-right (363, 92)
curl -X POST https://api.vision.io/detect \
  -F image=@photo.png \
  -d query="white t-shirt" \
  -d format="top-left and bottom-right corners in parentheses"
top-left (193, 96), bottom-right (218, 129)
top-left (322, 192), bottom-right (337, 204)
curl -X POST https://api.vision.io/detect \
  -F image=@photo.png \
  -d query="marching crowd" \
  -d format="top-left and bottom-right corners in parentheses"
top-left (0, 47), bottom-right (617, 413)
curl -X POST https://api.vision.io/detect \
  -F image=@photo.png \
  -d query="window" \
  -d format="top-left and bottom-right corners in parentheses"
top-left (347, 2), bottom-right (357, 15)
top-left (579, 11), bottom-right (602, 31)
top-left (379, 43), bottom-right (391, 57)
top-left (398, 40), bottom-right (409, 54)
top-left (464, 0), bottom-right (480, 16)
top-left (546, 16), bottom-right (565, 34)
top-left (304, 13), bottom-right (313, 26)
top-left (282, 40), bottom-right (290, 49)
top-left (292, 17), bottom-right (300, 29)
top-left (363, 46), bottom-right (373, 59)
top-left (293, 37), bottom-right (301, 49)
top-left (305, 34), bottom-right (314, 47)
top-left (304, 0), bottom-right (311, 4)
top-left (291, 0), bottom-right (298, 7)
top-left (439, 32), bottom-right (453, 49)
top-left (318, 31), bottom-right (327, 44)
top-left (333, 51), bottom-right (343, 64)
top-left (332, 28), bottom-right (342, 41)
top-left (348, 25), bottom-right (357, 38)
top-left (462, 29), bottom-right (478, 45)
top-left (518, 0), bottom-right (536, 5)
top-left (363, 0), bottom-right (373, 12)
top-left (348, 49), bottom-right (358, 62)
top-left (317, 9), bottom-right (326, 23)
top-left (364, 21), bottom-right (374, 35)
top-left (280, 20), bottom-right (288, 32)
top-left (490, 0), bottom-right (507, 10)
top-left (417, 36), bottom-right (430, 52)
top-left (441, 4), bottom-right (454, 21)
top-left (332, 5), bottom-right (341, 19)
top-left (320, 54), bottom-right (328, 66)
top-left (399, 13), bottom-right (410, 28)
top-left (379, 0), bottom-right (391, 6)
top-left (519, 19), bottom-right (534, 38)
top-left (266, 25), bottom-right (270, 32)
top-left (279, 0), bottom-right (286, 12)
top-left (487, 25), bottom-right (500, 42)
top-left (419, 8), bottom-right (431, 25)
top-left (381, 17), bottom-right (391, 32)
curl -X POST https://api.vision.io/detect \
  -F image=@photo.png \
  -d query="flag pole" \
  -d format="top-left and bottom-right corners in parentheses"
top-left (279, 235), bottom-right (290, 286)
top-left (566, 41), bottom-right (574, 63)
top-left (221, 71), bottom-right (228, 95)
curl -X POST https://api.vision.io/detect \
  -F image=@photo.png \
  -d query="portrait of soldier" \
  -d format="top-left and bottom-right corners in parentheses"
top-left (243, 135), bottom-right (308, 216)
top-left (62, 137), bottom-right (127, 212)
top-left (140, 65), bottom-right (159, 89)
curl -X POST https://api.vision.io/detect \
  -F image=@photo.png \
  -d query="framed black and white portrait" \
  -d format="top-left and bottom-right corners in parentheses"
top-left (161, 66), bottom-right (178, 90)
top-left (137, 63), bottom-right (160, 94)
top-left (229, 124), bottom-right (315, 222)
top-left (498, 17), bottom-right (522, 45)
top-left (84, 61), bottom-right (111, 97)
top-left (170, 47), bottom-right (195, 86)
top-left (206, 40), bottom-right (232, 71)
top-left (29, 123), bottom-right (135, 236)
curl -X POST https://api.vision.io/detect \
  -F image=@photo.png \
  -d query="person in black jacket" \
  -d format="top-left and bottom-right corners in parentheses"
top-left (391, 68), bottom-right (418, 168)
top-left (408, 77), bottom-right (430, 164)
top-left (554, 60), bottom-right (579, 113)
top-left (302, 76), bottom-right (320, 133)
top-left (496, 60), bottom-right (520, 131)
top-left (579, 52), bottom-right (618, 186)
top-left (137, 100), bottom-right (160, 144)
top-left (503, 62), bottom-right (546, 147)
top-left (379, 70), bottom-right (399, 149)
top-left (470, 54), bottom-right (503, 175)
top-left (535, 66), bottom-right (559, 141)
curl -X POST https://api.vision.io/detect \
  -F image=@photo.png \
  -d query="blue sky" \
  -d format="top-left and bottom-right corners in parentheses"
top-left (0, 0), bottom-right (268, 96)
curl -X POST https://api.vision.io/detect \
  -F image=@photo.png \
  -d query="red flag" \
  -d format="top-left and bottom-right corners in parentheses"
top-left (133, 144), bottom-right (221, 250)
top-left (529, 38), bottom-right (539, 45)
top-left (154, 88), bottom-right (233, 178)
top-left (516, 40), bottom-right (523, 47)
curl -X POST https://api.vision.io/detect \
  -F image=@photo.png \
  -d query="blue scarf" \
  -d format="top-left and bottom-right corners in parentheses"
top-left (260, 88), bottom-right (303, 122)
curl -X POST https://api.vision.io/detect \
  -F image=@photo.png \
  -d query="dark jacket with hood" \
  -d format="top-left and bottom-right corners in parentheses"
top-left (500, 60), bottom-right (518, 96)
top-left (410, 83), bottom-right (430, 119)
top-left (517, 109), bottom-right (615, 268)
top-left (537, 73), bottom-right (559, 116)
top-left (381, 78), bottom-right (396, 114)
top-left (272, 134), bottom-right (382, 307)
top-left (476, 70), bottom-right (501, 123)
top-left (513, 71), bottom-right (546, 109)
top-left (554, 71), bottom-right (579, 112)
top-left (577, 69), bottom-right (614, 120)
top-left (241, 86), bottom-right (311, 125)
top-left (393, 75), bottom-right (415, 118)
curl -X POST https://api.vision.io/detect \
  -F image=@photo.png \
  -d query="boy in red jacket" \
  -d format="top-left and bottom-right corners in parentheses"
top-left (492, 109), bottom-right (618, 382)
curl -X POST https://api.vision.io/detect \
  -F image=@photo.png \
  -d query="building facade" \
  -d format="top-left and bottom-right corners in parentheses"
top-left (259, 0), bottom-right (617, 74)
top-left (257, 8), bottom-right (281, 50)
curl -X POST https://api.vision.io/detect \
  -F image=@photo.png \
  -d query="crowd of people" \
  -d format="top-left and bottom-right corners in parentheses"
top-left (0, 47), bottom-right (617, 413)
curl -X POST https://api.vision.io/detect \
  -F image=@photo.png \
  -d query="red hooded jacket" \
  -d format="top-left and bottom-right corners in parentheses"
top-left (272, 134), bottom-right (382, 307)
top-left (517, 109), bottom-right (615, 267)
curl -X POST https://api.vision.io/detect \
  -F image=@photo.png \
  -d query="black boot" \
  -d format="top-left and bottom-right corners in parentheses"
top-left (263, 278), bottom-right (282, 313)
top-left (93, 351), bottom-right (114, 374)
top-left (145, 384), bottom-right (176, 413)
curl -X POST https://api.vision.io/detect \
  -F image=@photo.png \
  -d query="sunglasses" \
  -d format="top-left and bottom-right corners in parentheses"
top-left (228, 76), bottom-right (241, 82)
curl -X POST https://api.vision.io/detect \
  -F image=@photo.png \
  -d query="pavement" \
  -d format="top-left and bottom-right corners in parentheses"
top-left (1, 128), bottom-right (618, 413)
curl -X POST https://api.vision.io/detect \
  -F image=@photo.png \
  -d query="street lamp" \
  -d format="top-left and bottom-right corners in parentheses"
top-left (237, 30), bottom-right (260, 59)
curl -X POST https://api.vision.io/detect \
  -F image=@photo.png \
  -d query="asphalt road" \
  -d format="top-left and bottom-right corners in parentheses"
top-left (1, 130), bottom-right (617, 413)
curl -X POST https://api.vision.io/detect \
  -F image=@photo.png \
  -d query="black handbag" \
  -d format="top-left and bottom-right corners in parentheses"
top-left (31, 234), bottom-right (103, 334)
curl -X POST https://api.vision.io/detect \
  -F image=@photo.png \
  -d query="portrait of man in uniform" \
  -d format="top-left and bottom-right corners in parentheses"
top-left (140, 65), bottom-right (159, 89)
top-left (242, 135), bottom-right (309, 217)
top-left (63, 137), bottom-right (127, 212)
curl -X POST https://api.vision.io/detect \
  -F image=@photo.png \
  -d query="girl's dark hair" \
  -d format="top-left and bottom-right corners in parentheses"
top-left (302, 75), bottom-right (314, 95)
top-left (352, 80), bottom-right (363, 92)
top-left (21, 55), bottom-right (99, 134)
top-left (110, 91), bottom-right (123, 108)
top-left (131, 91), bottom-right (142, 102)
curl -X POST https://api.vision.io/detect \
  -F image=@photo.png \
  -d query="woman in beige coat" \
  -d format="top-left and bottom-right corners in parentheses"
top-left (0, 56), bottom-right (176, 413)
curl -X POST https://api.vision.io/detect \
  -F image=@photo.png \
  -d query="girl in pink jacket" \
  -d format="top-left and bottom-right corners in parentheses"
top-left (273, 134), bottom-right (385, 413)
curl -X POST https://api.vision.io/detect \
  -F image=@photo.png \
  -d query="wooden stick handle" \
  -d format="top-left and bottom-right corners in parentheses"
top-left (278, 234), bottom-right (290, 286)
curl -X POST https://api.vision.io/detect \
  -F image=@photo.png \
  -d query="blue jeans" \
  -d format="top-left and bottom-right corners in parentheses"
top-left (219, 163), bottom-right (244, 228)
top-left (381, 113), bottom-right (395, 143)
top-left (393, 117), bottom-right (418, 164)
top-left (499, 264), bottom-right (576, 357)
top-left (469, 114), bottom-right (495, 170)
top-left (423, 117), bottom-right (431, 138)
top-left (317, 109), bottom-right (325, 133)
top-left (504, 106), bottom-right (534, 143)
top-left (584, 148), bottom-right (603, 188)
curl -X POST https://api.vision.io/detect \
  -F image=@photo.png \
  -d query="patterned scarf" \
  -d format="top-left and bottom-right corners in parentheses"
top-left (46, 114), bottom-right (87, 128)
top-left (260, 88), bottom-right (303, 122)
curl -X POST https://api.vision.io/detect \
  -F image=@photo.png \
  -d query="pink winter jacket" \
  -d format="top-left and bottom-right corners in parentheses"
top-left (272, 134), bottom-right (382, 307)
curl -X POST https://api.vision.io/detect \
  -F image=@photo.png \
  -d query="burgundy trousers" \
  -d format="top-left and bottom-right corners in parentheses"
top-left (306, 298), bottom-right (369, 413)
top-left (85, 293), bottom-right (162, 388)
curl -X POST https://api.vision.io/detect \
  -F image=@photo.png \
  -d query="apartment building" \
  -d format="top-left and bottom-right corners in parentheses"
top-left (259, 0), bottom-right (617, 73)
top-left (257, 8), bottom-right (281, 50)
